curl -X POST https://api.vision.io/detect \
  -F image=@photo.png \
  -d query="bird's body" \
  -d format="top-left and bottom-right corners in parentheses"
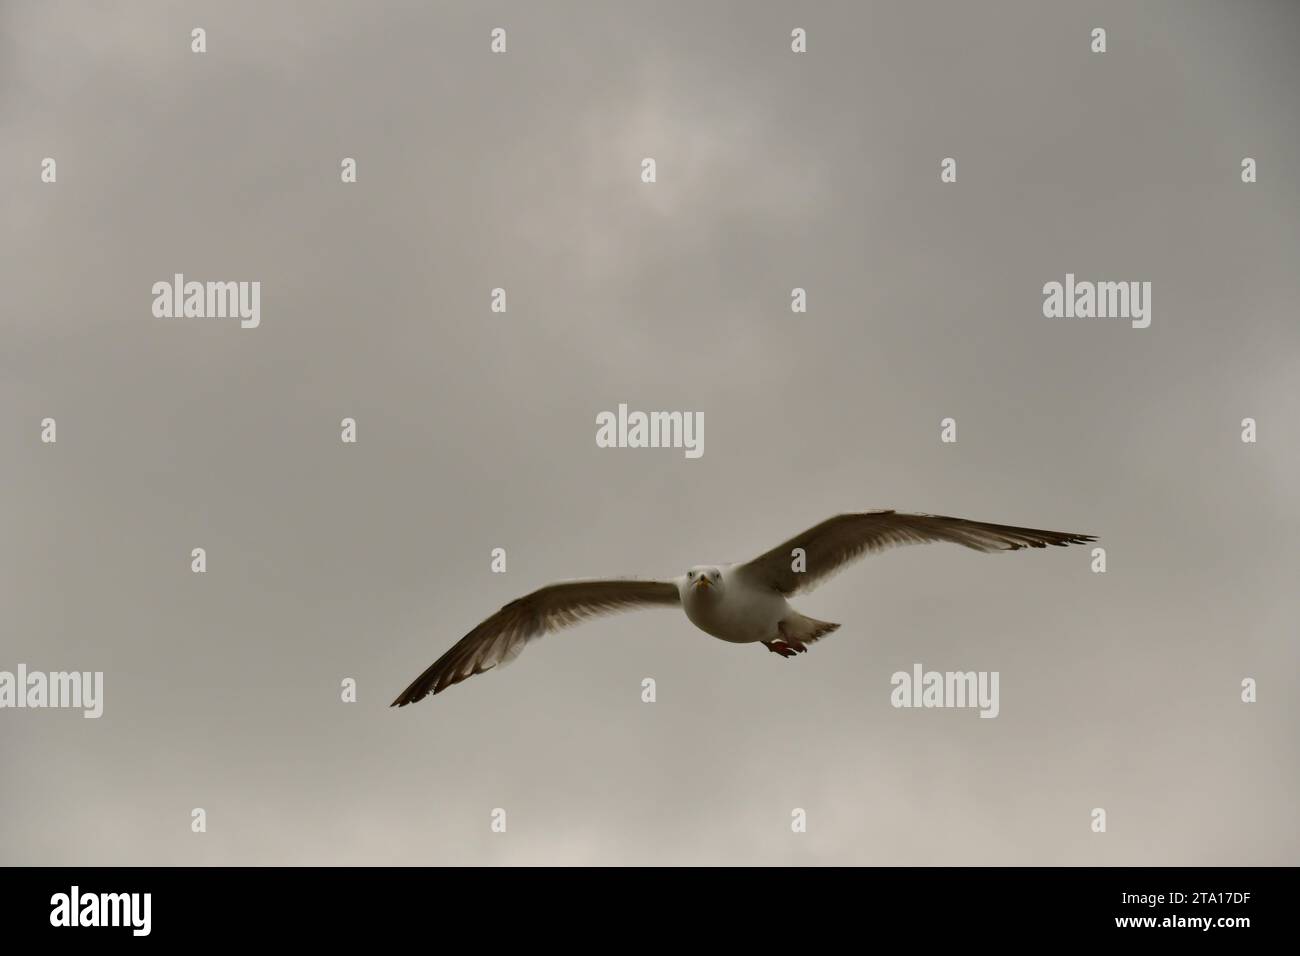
top-left (391, 510), bottom-right (1096, 706)
top-left (679, 565), bottom-right (784, 643)
top-left (677, 565), bottom-right (836, 649)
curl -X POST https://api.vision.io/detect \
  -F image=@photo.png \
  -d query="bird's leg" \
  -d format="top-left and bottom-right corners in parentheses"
top-left (766, 622), bottom-right (809, 658)
top-left (763, 640), bottom-right (807, 658)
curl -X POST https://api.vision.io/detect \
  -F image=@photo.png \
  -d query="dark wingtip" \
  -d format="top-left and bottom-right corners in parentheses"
top-left (391, 687), bottom-right (426, 708)
top-left (1003, 531), bottom-right (1096, 551)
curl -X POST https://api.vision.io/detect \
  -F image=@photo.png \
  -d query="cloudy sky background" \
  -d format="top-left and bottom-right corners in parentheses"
top-left (2, 0), bottom-right (1298, 865)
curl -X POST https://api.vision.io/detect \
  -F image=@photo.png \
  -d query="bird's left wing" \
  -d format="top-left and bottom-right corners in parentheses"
top-left (391, 579), bottom-right (681, 705)
top-left (735, 511), bottom-right (1095, 596)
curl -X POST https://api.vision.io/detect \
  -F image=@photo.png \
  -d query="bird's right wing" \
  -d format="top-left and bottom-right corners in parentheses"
top-left (735, 511), bottom-right (1095, 596)
top-left (391, 579), bottom-right (681, 705)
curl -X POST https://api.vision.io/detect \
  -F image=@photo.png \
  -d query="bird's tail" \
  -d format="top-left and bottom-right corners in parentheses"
top-left (781, 613), bottom-right (841, 644)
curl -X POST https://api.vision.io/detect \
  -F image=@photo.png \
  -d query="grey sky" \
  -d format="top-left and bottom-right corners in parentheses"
top-left (2, 0), bottom-right (1297, 865)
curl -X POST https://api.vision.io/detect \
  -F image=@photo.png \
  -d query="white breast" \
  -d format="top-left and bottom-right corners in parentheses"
top-left (680, 567), bottom-right (790, 643)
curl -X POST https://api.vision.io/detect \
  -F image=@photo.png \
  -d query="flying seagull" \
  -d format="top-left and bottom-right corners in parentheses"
top-left (391, 510), bottom-right (1094, 706)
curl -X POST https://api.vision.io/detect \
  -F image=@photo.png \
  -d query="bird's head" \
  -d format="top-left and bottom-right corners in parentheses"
top-left (685, 566), bottom-right (723, 596)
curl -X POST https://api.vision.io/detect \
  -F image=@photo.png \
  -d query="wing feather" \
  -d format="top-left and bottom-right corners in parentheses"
top-left (391, 579), bottom-right (680, 705)
top-left (735, 511), bottom-right (1095, 595)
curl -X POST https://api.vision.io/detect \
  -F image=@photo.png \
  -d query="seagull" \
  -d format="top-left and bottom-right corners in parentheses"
top-left (391, 510), bottom-right (1095, 706)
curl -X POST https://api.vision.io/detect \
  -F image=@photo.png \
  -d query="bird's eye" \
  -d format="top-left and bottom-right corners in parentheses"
top-left (688, 571), bottom-right (695, 578)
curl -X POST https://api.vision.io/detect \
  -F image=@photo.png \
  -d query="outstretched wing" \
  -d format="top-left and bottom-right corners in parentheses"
top-left (391, 579), bottom-right (681, 705)
top-left (735, 511), bottom-right (1095, 596)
